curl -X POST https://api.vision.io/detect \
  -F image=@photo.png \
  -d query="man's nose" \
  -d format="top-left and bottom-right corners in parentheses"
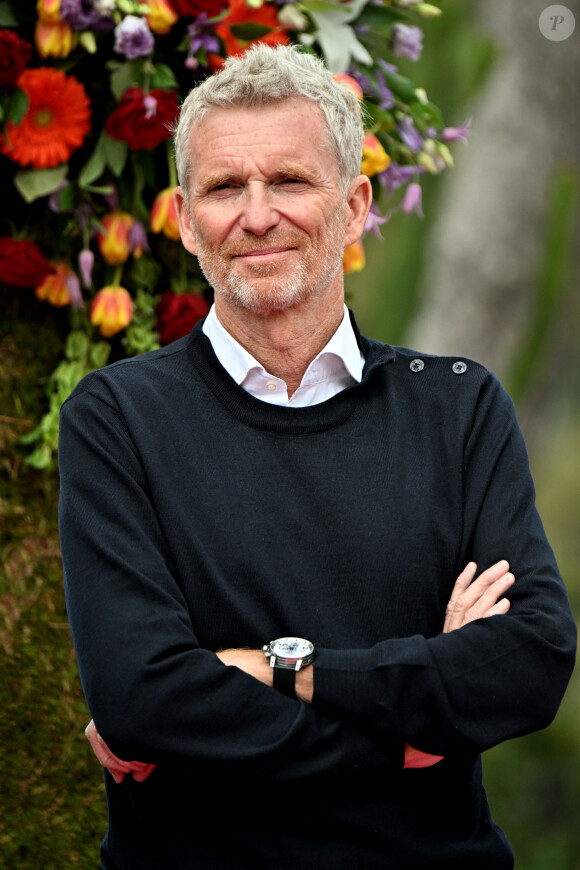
top-left (239, 183), bottom-right (280, 235)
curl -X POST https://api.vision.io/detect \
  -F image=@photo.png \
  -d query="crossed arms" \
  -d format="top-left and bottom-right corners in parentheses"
top-left (85, 560), bottom-right (515, 782)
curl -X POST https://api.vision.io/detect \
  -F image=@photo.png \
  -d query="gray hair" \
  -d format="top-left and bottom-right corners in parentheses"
top-left (173, 44), bottom-right (365, 199)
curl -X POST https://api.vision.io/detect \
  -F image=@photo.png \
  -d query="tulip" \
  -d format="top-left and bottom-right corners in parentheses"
top-left (342, 241), bottom-right (365, 274)
top-left (333, 73), bottom-right (363, 100)
top-left (78, 249), bottom-right (94, 288)
top-left (91, 286), bottom-right (134, 338)
top-left (35, 21), bottom-right (74, 58)
top-left (146, 0), bottom-right (178, 35)
top-left (150, 188), bottom-right (180, 241)
top-left (97, 212), bottom-right (136, 265)
top-left (36, 0), bottom-right (62, 23)
top-left (35, 261), bottom-right (73, 307)
top-left (361, 135), bottom-right (391, 178)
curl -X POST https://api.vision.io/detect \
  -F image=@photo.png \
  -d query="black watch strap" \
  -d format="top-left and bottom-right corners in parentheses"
top-left (273, 666), bottom-right (296, 698)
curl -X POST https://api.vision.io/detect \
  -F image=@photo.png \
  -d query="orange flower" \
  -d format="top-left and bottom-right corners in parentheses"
top-left (333, 73), bottom-right (363, 100)
top-left (96, 212), bottom-right (136, 265)
top-left (150, 188), bottom-right (180, 241)
top-left (146, 0), bottom-right (178, 35)
top-left (216, 0), bottom-right (289, 58)
top-left (361, 134), bottom-right (390, 178)
top-left (343, 241), bottom-right (365, 274)
top-left (35, 261), bottom-right (73, 307)
top-left (36, 0), bottom-right (62, 23)
top-left (0, 68), bottom-right (90, 169)
top-left (91, 287), bottom-right (134, 338)
top-left (35, 20), bottom-right (74, 57)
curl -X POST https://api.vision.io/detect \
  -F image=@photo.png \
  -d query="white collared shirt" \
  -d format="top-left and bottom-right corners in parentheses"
top-left (202, 304), bottom-right (365, 407)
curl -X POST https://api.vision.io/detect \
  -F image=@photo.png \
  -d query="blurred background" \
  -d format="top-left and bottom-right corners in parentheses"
top-left (1, 1), bottom-right (579, 866)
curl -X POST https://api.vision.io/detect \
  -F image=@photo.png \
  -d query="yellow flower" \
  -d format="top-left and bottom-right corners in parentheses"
top-left (343, 241), bottom-right (365, 274)
top-left (35, 21), bottom-right (74, 58)
top-left (35, 261), bottom-right (72, 307)
top-left (150, 187), bottom-right (180, 241)
top-left (361, 134), bottom-right (391, 178)
top-left (145, 0), bottom-right (178, 35)
top-left (36, 0), bottom-right (62, 23)
top-left (91, 286), bottom-right (134, 338)
top-left (97, 212), bottom-right (136, 265)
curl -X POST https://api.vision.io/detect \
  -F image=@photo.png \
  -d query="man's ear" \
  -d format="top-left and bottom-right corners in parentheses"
top-left (175, 186), bottom-right (198, 256)
top-left (343, 174), bottom-right (373, 249)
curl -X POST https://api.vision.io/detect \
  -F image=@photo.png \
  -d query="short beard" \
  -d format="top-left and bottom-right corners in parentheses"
top-left (194, 211), bottom-right (347, 315)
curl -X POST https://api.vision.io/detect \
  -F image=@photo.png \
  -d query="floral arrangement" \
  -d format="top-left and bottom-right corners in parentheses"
top-left (0, 0), bottom-right (467, 468)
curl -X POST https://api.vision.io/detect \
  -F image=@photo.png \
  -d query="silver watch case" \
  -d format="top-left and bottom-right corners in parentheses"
top-left (263, 636), bottom-right (315, 672)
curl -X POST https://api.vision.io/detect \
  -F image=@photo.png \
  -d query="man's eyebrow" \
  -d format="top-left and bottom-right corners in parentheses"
top-left (275, 164), bottom-right (320, 182)
top-left (196, 172), bottom-right (237, 191)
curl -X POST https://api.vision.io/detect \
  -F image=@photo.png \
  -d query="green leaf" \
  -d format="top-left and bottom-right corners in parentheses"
top-left (56, 182), bottom-right (76, 212)
top-left (7, 88), bottom-right (29, 126)
top-left (89, 341), bottom-right (111, 369)
top-left (229, 23), bottom-right (272, 41)
top-left (356, 5), bottom-right (406, 29)
top-left (150, 63), bottom-right (179, 91)
top-left (108, 61), bottom-right (138, 102)
top-left (102, 133), bottom-right (129, 177)
top-left (23, 443), bottom-right (53, 470)
top-left (14, 165), bottom-right (69, 203)
top-left (0, 1), bottom-right (18, 25)
top-left (78, 138), bottom-right (107, 188)
top-left (65, 330), bottom-right (89, 362)
top-left (383, 70), bottom-right (418, 105)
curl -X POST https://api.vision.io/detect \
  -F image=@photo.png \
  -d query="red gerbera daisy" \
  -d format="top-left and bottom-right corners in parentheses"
top-left (0, 67), bottom-right (91, 169)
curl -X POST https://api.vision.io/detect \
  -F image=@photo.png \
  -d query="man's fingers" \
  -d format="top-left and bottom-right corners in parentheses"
top-left (444, 561), bottom-right (514, 633)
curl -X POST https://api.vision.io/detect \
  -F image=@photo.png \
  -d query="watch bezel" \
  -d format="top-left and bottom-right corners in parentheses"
top-left (263, 636), bottom-right (315, 670)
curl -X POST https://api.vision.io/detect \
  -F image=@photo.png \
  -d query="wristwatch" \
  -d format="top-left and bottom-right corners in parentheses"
top-left (263, 636), bottom-right (315, 698)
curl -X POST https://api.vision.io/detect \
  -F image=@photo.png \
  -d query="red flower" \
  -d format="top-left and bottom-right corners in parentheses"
top-left (0, 29), bottom-right (33, 88)
top-left (0, 68), bottom-right (91, 169)
top-left (0, 237), bottom-right (54, 288)
top-left (156, 291), bottom-right (210, 345)
top-left (216, 0), bottom-right (289, 58)
top-left (105, 87), bottom-right (179, 151)
top-left (171, 0), bottom-right (227, 15)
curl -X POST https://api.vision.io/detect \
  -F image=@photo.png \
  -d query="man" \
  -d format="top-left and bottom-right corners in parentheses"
top-left (59, 44), bottom-right (576, 869)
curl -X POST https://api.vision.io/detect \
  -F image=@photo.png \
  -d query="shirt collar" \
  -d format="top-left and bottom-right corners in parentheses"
top-left (202, 304), bottom-right (364, 388)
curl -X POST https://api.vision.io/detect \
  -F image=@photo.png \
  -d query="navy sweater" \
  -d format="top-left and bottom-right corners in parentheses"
top-left (59, 315), bottom-right (576, 869)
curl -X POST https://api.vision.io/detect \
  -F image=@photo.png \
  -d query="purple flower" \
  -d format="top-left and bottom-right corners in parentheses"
top-left (60, 0), bottom-right (115, 32)
top-left (391, 24), bottom-right (423, 61)
top-left (401, 182), bottom-right (424, 217)
top-left (129, 221), bottom-right (150, 256)
top-left (397, 117), bottom-right (423, 152)
top-left (375, 71), bottom-right (394, 110)
top-left (441, 119), bottom-right (472, 144)
top-left (363, 203), bottom-right (390, 239)
top-left (188, 13), bottom-right (220, 57)
top-left (114, 15), bottom-right (155, 60)
top-left (66, 270), bottom-right (84, 308)
top-left (78, 249), bottom-right (94, 288)
top-left (378, 163), bottom-right (424, 194)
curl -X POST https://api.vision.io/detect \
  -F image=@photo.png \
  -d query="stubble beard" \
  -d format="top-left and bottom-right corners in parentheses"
top-left (193, 211), bottom-right (348, 315)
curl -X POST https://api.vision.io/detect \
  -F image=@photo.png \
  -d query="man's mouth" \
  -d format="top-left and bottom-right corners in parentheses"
top-left (233, 246), bottom-right (296, 258)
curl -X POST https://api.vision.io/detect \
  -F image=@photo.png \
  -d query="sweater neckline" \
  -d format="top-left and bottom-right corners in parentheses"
top-left (186, 311), bottom-right (395, 435)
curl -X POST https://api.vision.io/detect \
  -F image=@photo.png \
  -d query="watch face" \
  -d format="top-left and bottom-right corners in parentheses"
top-left (271, 637), bottom-right (314, 659)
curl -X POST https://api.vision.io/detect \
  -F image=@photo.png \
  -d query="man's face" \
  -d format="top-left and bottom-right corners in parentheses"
top-left (176, 98), bottom-right (355, 315)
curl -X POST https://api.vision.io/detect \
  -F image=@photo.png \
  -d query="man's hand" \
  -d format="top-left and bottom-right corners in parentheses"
top-left (85, 719), bottom-right (156, 784)
top-left (405, 559), bottom-right (514, 769)
top-left (216, 648), bottom-right (313, 702)
top-left (443, 560), bottom-right (514, 633)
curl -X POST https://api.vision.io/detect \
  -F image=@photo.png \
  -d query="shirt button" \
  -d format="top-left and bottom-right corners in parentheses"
top-left (410, 359), bottom-right (425, 373)
top-left (266, 382), bottom-right (277, 391)
top-left (452, 361), bottom-right (467, 375)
